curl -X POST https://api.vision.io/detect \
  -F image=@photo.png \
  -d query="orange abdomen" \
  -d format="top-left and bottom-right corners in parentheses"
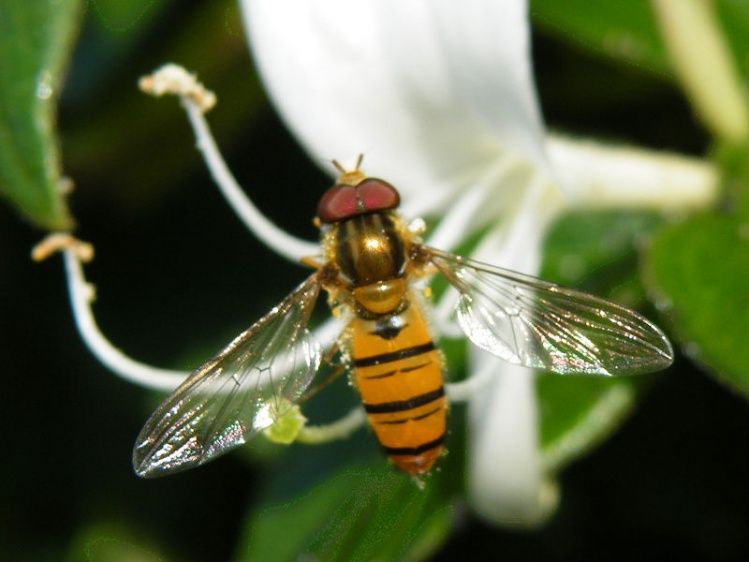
top-left (351, 305), bottom-right (446, 474)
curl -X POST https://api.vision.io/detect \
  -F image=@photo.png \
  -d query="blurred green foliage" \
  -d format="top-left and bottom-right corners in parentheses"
top-left (237, 468), bottom-right (452, 562)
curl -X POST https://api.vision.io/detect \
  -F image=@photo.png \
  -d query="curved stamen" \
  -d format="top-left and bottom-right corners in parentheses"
top-left (60, 241), bottom-right (189, 391)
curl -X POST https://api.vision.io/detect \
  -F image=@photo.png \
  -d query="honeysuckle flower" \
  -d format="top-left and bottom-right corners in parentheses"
top-left (241, 0), bottom-right (562, 525)
top-left (240, 0), bottom-right (717, 526)
top-left (51, 0), bottom-right (718, 530)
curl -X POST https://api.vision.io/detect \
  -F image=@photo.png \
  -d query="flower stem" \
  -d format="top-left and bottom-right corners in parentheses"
top-left (652, 0), bottom-right (749, 141)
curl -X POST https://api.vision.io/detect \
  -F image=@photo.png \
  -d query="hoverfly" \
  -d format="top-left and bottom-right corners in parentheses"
top-left (133, 158), bottom-right (674, 478)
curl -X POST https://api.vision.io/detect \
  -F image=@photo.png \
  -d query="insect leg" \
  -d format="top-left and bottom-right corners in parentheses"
top-left (299, 341), bottom-right (347, 402)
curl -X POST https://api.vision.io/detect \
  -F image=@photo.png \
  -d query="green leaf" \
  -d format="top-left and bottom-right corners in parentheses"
top-left (538, 374), bottom-right (637, 471)
top-left (532, 0), bottom-right (749, 96)
top-left (235, 468), bottom-right (452, 562)
top-left (531, 0), bottom-right (670, 75)
top-left (541, 210), bottom-right (664, 299)
top-left (645, 212), bottom-right (749, 396)
top-left (0, 0), bottom-right (83, 230)
top-left (716, 1), bottom-right (749, 87)
top-left (537, 210), bottom-right (664, 468)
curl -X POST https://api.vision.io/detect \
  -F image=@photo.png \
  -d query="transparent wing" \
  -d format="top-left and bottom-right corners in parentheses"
top-left (133, 273), bottom-right (324, 478)
top-left (426, 247), bottom-right (673, 376)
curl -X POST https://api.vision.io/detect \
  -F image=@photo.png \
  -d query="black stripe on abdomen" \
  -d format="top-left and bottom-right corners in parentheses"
top-left (361, 360), bottom-right (433, 380)
top-left (363, 386), bottom-right (444, 414)
top-left (362, 369), bottom-right (398, 380)
top-left (353, 341), bottom-right (436, 368)
top-left (373, 406), bottom-right (442, 425)
top-left (381, 433), bottom-right (446, 456)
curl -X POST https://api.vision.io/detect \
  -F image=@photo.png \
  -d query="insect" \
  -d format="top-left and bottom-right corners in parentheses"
top-left (132, 158), bottom-right (674, 478)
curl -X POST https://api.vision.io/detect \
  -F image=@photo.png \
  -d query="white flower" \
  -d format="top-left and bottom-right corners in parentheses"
top-left (240, 0), bottom-right (715, 526)
top-left (242, 0), bottom-right (558, 525)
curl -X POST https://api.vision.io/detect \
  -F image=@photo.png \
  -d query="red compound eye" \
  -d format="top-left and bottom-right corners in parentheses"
top-left (357, 179), bottom-right (400, 215)
top-left (317, 184), bottom-right (358, 223)
top-left (317, 178), bottom-right (401, 223)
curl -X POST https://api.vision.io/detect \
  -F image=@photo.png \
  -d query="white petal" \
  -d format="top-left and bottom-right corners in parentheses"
top-left (546, 134), bottom-right (719, 210)
top-left (463, 196), bottom-right (553, 526)
top-left (468, 168), bottom-right (557, 273)
top-left (467, 352), bottom-right (558, 527)
top-left (241, 0), bottom-right (548, 214)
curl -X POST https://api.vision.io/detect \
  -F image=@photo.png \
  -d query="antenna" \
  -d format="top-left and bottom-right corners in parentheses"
top-left (331, 154), bottom-right (367, 186)
top-left (331, 153), bottom-right (364, 175)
